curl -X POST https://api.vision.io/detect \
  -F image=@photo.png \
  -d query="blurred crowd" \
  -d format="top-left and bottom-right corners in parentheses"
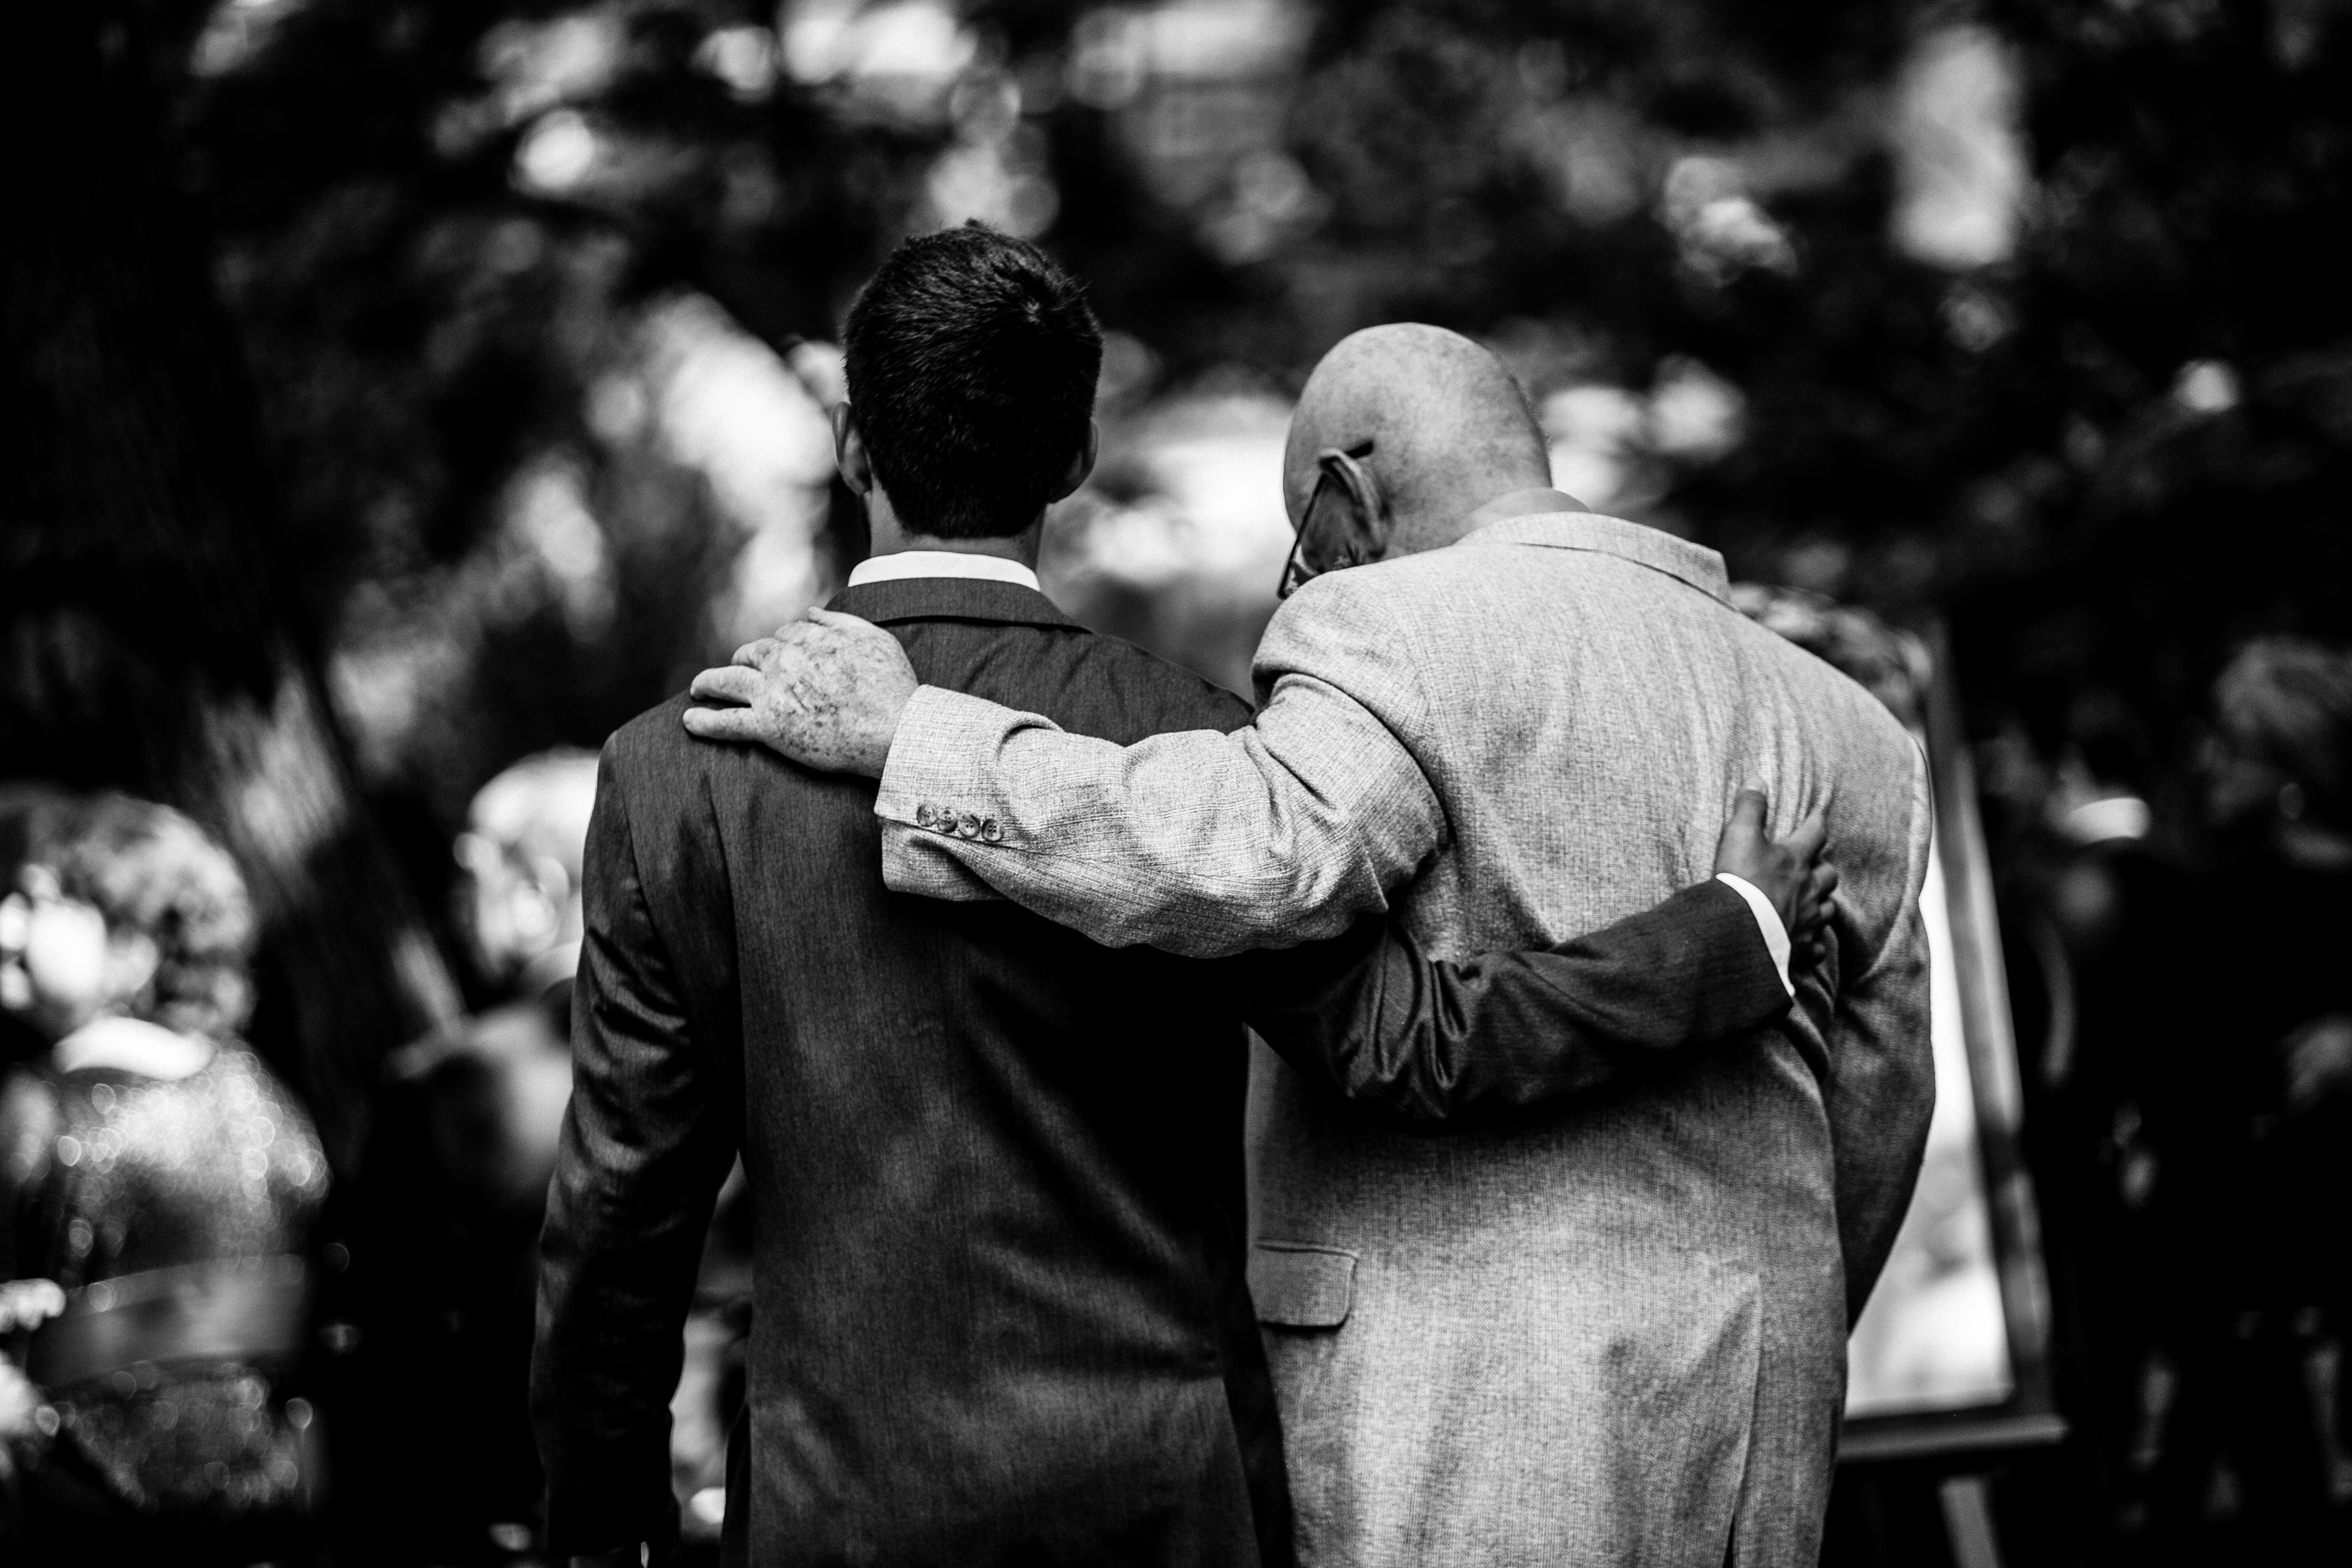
top-left (0, 754), bottom-right (748, 1566)
top-left (2004, 636), bottom-right (2352, 1559)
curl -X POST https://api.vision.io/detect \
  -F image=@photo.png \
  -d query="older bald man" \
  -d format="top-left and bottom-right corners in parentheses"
top-left (691, 325), bottom-right (1935, 1568)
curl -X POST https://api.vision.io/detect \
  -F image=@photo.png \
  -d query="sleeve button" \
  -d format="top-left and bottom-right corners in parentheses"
top-left (980, 818), bottom-right (1003, 843)
top-left (913, 804), bottom-right (934, 829)
top-left (957, 813), bottom-right (982, 839)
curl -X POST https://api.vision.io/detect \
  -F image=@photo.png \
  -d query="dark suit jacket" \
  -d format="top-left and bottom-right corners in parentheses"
top-left (531, 577), bottom-right (1788, 1566)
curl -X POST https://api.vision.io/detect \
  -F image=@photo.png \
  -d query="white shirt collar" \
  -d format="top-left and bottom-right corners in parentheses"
top-left (847, 550), bottom-right (1041, 592)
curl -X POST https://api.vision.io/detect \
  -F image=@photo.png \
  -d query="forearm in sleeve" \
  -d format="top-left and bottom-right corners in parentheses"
top-left (1236, 878), bottom-right (1793, 1129)
top-left (1825, 757), bottom-right (1939, 1323)
top-left (533, 782), bottom-right (734, 1557)
top-left (874, 671), bottom-right (1446, 959)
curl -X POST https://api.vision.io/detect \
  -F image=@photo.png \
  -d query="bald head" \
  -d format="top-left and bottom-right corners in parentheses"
top-left (1284, 325), bottom-right (1554, 558)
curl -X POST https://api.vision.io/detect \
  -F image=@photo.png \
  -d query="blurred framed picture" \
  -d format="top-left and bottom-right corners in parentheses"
top-left (1837, 626), bottom-right (2065, 1461)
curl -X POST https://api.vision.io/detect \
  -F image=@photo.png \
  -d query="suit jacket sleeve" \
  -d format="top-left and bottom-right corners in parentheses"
top-left (1825, 744), bottom-right (1939, 1324)
top-left (1232, 879), bottom-right (1791, 1129)
top-left (873, 571), bottom-right (1448, 959)
top-left (532, 751), bottom-right (737, 1556)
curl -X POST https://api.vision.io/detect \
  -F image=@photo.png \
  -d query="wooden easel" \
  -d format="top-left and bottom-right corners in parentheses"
top-left (1939, 1473), bottom-right (2004, 1568)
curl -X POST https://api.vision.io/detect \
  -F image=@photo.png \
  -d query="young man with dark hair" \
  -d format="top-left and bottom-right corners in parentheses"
top-left (840, 221), bottom-right (1103, 540)
top-left (534, 224), bottom-right (1829, 1568)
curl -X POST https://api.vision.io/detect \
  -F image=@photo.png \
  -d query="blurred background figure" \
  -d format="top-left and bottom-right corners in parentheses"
top-left (336, 750), bottom-right (748, 1566)
top-left (455, 749), bottom-right (606, 1005)
top-left (1997, 635), bottom-right (2352, 1563)
top-left (2221, 645), bottom-right (2352, 1252)
top-left (1991, 662), bottom-right (2186, 1555)
top-left (2132, 637), bottom-right (2352, 1561)
top-left (0, 788), bottom-right (329, 1567)
top-left (337, 750), bottom-right (593, 1564)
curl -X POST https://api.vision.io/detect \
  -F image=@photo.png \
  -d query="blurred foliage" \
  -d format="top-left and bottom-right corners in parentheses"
top-left (179, 0), bottom-right (908, 824)
top-left (134, 0), bottom-right (2352, 899)
top-left (1954, 0), bottom-right (2352, 816)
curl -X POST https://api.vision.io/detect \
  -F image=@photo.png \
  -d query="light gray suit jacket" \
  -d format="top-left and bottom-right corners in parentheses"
top-left (875, 509), bottom-right (1935, 1568)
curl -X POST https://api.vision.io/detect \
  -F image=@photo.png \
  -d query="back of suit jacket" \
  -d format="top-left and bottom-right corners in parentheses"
top-left (1240, 514), bottom-right (1933, 1568)
top-left (534, 577), bottom-right (1288, 1566)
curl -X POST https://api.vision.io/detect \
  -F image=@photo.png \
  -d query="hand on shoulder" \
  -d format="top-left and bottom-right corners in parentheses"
top-left (682, 608), bottom-right (915, 778)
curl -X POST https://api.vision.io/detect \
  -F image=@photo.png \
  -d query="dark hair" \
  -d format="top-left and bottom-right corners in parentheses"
top-left (843, 223), bottom-right (1102, 539)
top-left (2, 788), bottom-right (256, 1040)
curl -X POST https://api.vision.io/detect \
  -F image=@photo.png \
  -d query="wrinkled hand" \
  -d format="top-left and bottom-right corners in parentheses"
top-left (0, 1280), bottom-right (64, 1335)
top-left (682, 609), bottom-right (916, 778)
top-left (1712, 790), bottom-right (1838, 970)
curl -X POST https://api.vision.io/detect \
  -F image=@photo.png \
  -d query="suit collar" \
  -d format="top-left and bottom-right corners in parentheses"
top-left (830, 576), bottom-right (1082, 631)
top-left (1458, 509), bottom-right (1731, 605)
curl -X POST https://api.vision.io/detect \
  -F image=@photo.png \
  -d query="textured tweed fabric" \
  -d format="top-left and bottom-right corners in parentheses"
top-left (875, 511), bottom-right (1936, 1568)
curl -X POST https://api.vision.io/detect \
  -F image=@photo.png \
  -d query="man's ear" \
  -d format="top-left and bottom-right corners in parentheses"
top-left (1333, 456), bottom-right (1391, 561)
top-left (832, 402), bottom-right (873, 497)
top-left (1050, 421), bottom-right (1100, 504)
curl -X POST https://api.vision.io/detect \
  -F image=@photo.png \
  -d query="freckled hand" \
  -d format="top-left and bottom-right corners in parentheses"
top-left (683, 608), bottom-right (918, 778)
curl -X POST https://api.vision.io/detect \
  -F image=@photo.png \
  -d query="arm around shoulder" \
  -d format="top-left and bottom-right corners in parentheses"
top-left (874, 578), bottom-right (1448, 958)
top-left (1238, 877), bottom-right (1793, 1129)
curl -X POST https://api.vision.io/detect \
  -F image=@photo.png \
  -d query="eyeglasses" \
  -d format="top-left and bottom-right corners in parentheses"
top-left (1277, 443), bottom-right (1380, 600)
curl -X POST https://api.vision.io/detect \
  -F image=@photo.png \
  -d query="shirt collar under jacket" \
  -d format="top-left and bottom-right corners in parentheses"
top-left (828, 573), bottom-right (1079, 634)
top-left (846, 550), bottom-right (1041, 592)
top-left (1460, 497), bottom-right (1732, 607)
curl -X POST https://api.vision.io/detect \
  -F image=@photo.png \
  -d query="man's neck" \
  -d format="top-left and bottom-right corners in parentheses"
top-left (870, 515), bottom-right (1045, 570)
top-left (887, 534), bottom-right (1038, 568)
top-left (1460, 486), bottom-right (1589, 534)
top-left (1389, 485), bottom-right (1586, 558)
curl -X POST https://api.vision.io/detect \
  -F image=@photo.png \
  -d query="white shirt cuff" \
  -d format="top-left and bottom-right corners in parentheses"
top-left (1715, 873), bottom-right (1794, 997)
